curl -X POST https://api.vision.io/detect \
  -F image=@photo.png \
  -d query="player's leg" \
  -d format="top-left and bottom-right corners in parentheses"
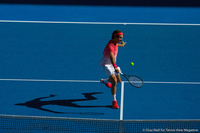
top-left (116, 67), bottom-right (122, 83)
top-left (108, 74), bottom-right (119, 109)
top-left (100, 65), bottom-right (120, 109)
top-left (108, 67), bottom-right (121, 83)
top-left (108, 74), bottom-right (117, 95)
top-left (100, 65), bottom-right (113, 88)
top-left (116, 74), bottom-right (121, 83)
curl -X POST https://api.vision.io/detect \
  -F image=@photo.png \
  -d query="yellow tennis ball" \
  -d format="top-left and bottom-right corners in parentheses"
top-left (130, 62), bottom-right (134, 66)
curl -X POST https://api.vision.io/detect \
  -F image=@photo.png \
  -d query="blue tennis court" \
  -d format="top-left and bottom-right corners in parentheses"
top-left (0, 3), bottom-right (200, 132)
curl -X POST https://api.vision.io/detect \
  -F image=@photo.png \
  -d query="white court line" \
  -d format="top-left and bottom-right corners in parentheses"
top-left (0, 78), bottom-right (100, 83)
top-left (144, 81), bottom-right (200, 85)
top-left (0, 78), bottom-right (200, 85)
top-left (120, 82), bottom-right (124, 121)
top-left (0, 20), bottom-right (200, 26)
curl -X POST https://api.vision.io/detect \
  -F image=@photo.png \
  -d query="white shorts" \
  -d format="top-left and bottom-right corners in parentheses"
top-left (101, 64), bottom-right (122, 77)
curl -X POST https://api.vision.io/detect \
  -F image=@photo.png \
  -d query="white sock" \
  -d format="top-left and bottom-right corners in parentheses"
top-left (112, 94), bottom-right (116, 101)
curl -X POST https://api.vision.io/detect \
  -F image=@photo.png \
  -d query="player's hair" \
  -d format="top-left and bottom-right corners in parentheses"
top-left (112, 30), bottom-right (123, 39)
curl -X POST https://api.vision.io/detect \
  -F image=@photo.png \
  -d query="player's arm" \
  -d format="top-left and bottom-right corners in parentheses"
top-left (118, 41), bottom-right (126, 47)
top-left (109, 52), bottom-right (119, 73)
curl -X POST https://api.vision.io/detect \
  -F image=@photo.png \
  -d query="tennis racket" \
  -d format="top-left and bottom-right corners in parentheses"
top-left (120, 72), bottom-right (143, 88)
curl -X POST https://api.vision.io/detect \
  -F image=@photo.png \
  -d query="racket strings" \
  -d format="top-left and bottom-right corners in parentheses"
top-left (129, 76), bottom-right (143, 88)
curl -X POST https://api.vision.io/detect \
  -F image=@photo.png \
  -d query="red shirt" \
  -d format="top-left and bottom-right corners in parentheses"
top-left (100, 39), bottom-right (118, 66)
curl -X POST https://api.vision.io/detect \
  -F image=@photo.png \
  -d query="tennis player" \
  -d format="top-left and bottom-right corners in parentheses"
top-left (100, 30), bottom-right (126, 109)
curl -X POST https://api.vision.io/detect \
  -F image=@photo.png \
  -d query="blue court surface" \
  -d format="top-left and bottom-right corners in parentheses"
top-left (0, 4), bottom-right (200, 121)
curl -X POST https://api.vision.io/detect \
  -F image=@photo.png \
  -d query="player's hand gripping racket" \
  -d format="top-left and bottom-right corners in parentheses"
top-left (120, 72), bottom-right (144, 88)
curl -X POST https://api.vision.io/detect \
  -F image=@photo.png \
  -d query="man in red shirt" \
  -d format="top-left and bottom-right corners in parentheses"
top-left (100, 30), bottom-right (126, 109)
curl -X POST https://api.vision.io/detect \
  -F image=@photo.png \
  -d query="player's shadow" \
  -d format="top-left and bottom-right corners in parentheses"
top-left (15, 92), bottom-right (112, 115)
